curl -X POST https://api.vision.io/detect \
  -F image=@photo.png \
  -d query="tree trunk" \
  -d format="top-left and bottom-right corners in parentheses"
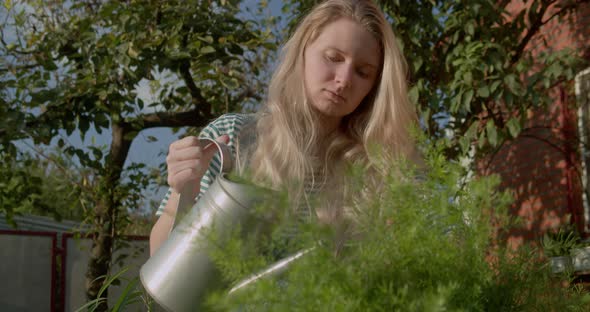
top-left (85, 122), bottom-right (134, 311)
top-left (85, 206), bottom-right (113, 311)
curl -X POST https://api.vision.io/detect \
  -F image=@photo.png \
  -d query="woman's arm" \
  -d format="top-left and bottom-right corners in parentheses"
top-left (150, 190), bottom-right (182, 256)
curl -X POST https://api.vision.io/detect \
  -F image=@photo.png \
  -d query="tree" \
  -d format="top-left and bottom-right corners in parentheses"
top-left (0, 147), bottom-right (86, 224)
top-left (0, 0), bottom-right (277, 309)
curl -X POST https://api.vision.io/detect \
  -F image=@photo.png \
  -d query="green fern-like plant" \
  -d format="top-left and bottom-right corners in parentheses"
top-left (202, 137), bottom-right (590, 311)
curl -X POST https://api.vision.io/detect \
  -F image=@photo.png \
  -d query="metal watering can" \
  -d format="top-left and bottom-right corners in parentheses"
top-left (140, 138), bottom-right (271, 311)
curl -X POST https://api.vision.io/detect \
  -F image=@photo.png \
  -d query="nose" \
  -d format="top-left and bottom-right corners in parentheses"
top-left (335, 64), bottom-right (352, 91)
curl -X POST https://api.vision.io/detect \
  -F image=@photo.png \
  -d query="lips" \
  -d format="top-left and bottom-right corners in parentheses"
top-left (324, 89), bottom-right (345, 103)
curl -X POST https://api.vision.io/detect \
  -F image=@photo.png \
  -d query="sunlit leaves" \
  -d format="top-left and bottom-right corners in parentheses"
top-left (366, 0), bottom-right (584, 158)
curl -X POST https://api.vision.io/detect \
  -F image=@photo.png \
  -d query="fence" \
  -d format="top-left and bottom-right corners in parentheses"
top-left (0, 228), bottom-right (149, 312)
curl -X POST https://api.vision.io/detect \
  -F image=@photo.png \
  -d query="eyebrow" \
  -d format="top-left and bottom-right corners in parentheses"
top-left (326, 46), bottom-right (379, 70)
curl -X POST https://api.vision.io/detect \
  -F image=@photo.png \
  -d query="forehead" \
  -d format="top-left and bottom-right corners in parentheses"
top-left (309, 18), bottom-right (381, 66)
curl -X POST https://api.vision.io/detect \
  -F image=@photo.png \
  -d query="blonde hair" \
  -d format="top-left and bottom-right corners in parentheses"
top-left (246, 0), bottom-right (417, 202)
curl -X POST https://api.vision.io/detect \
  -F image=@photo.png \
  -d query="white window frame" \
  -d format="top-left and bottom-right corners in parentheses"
top-left (576, 67), bottom-right (590, 233)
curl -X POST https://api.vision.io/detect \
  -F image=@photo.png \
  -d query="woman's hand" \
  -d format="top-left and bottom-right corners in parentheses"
top-left (166, 134), bottom-right (230, 200)
top-left (150, 134), bottom-right (229, 256)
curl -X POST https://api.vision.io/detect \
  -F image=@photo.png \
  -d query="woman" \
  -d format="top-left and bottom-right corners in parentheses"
top-left (150, 0), bottom-right (418, 255)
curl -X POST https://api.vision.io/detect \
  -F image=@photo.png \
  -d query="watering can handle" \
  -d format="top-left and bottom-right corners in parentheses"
top-left (198, 138), bottom-right (233, 174)
top-left (174, 138), bottom-right (233, 229)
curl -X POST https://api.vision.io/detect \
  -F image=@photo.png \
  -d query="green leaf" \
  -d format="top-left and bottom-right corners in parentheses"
top-left (463, 89), bottom-right (474, 112)
top-left (478, 130), bottom-right (486, 149)
top-left (111, 277), bottom-right (140, 312)
top-left (169, 51), bottom-right (191, 59)
top-left (198, 36), bottom-right (214, 44)
top-left (464, 72), bottom-right (473, 85)
top-left (486, 119), bottom-right (497, 146)
top-left (124, 131), bottom-right (138, 141)
top-left (408, 86), bottom-right (420, 105)
top-left (490, 80), bottom-right (502, 93)
top-left (200, 46), bottom-right (216, 54)
top-left (465, 22), bottom-right (474, 37)
top-left (90, 147), bottom-right (103, 160)
top-left (79, 118), bottom-right (90, 135)
top-left (127, 46), bottom-right (139, 59)
top-left (413, 58), bottom-right (423, 72)
top-left (97, 90), bottom-right (108, 100)
top-left (459, 136), bottom-right (470, 154)
top-left (137, 98), bottom-right (144, 110)
top-left (450, 93), bottom-right (461, 113)
top-left (506, 118), bottom-right (521, 138)
top-left (465, 121), bottom-right (479, 140)
top-left (503, 91), bottom-right (514, 107)
top-left (477, 85), bottom-right (490, 98)
top-left (504, 74), bottom-right (520, 95)
top-left (74, 298), bottom-right (107, 312)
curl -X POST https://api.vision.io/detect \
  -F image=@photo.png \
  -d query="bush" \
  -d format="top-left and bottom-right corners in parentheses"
top-left (204, 139), bottom-right (590, 311)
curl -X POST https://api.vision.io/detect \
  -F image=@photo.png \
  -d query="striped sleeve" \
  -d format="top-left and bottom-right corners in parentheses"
top-left (155, 113), bottom-right (250, 216)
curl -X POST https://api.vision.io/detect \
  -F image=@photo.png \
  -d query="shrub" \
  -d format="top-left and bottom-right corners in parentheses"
top-left (204, 139), bottom-right (590, 311)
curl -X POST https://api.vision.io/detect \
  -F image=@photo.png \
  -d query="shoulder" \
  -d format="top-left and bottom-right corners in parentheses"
top-left (199, 113), bottom-right (254, 139)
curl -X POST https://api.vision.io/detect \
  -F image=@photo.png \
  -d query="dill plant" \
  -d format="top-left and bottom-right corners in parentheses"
top-left (204, 139), bottom-right (590, 311)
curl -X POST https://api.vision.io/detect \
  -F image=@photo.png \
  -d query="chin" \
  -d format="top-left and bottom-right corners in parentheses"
top-left (314, 106), bottom-right (340, 119)
top-left (312, 100), bottom-right (342, 116)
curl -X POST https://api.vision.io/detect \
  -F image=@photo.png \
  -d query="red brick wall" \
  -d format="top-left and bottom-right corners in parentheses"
top-left (479, 1), bottom-right (590, 246)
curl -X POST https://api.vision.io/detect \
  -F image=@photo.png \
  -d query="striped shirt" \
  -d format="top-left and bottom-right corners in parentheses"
top-left (156, 113), bottom-right (252, 216)
top-left (155, 112), bottom-right (320, 259)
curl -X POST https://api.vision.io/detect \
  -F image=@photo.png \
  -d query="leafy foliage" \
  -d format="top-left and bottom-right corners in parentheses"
top-left (0, 152), bottom-right (48, 225)
top-left (1, 0), bottom-right (278, 307)
top-left (384, 0), bottom-right (586, 158)
top-left (0, 145), bottom-right (93, 223)
top-left (542, 225), bottom-right (582, 257)
top-left (203, 138), bottom-right (590, 311)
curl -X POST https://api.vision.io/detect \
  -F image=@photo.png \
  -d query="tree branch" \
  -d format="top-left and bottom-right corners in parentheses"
top-left (179, 60), bottom-right (211, 115)
top-left (0, 62), bottom-right (49, 74)
top-left (540, 0), bottom-right (589, 26)
top-left (235, 86), bottom-right (263, 103)
top-left (510, 0), bottom-right (589, 66)
top-left (497, 0), bottom-right (512, 10)
top-left (140, 108), bottom-right (212, 129)
top-left (510, 1), bottom-right (554, 65)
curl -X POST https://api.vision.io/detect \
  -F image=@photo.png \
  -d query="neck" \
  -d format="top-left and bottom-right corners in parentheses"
top-left (317, 115), bottom-right (342, 138)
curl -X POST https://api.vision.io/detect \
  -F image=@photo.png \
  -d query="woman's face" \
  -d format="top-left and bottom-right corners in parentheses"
top-left (303, 18), bottom-right (381, 128)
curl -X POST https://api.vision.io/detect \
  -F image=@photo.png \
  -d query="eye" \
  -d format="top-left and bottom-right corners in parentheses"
top-left (325, 54), bottom-right (341, 63)
top-left (356, 68), bottom-right (370, 79)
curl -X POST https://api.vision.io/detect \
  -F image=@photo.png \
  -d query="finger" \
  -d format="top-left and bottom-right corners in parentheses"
top-left (169, 136), bottom-right (200, 150)
top-left (167, 146), bottom-right (205, 162)
top-left (168, 159), bottom-right (206, 177)
top-left (216, 134), bottom-right (230, 144)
